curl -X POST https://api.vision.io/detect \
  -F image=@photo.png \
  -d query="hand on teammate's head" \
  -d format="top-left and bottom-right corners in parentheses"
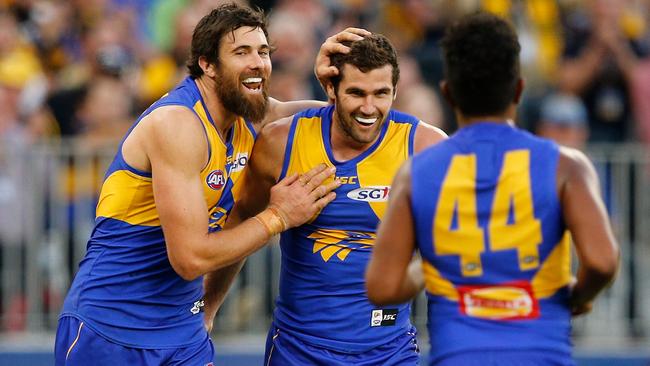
top-left (314, 28), bottom-right (371, 92)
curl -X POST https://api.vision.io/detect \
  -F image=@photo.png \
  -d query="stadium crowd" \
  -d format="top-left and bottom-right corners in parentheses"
top-left (0, 0), bottom-right (648, 339)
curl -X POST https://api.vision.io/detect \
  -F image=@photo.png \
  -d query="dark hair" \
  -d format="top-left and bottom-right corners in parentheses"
top-left (186, 3), bottom-right (268, 79)
top-left (441, 12), bottom-right (521, 116)
top-left (329, 33), bottom-right (400, 93)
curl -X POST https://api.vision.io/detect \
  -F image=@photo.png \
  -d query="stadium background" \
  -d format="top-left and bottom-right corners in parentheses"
top-left (0, 0), bottom-right (649, 364)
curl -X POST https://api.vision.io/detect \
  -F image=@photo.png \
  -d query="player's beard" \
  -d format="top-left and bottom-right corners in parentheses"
top-left (214, 69), bottom-right (269, 123)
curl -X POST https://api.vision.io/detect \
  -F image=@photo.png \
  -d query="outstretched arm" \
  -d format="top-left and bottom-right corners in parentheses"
top-left (558, 147), bottom-right (619, 316)
top-left (144, 107), bottom-right (337, 281)
top-left (366, 161), bottom-right (423, 305)
top-left (202, 116), bottom-right (339, 329)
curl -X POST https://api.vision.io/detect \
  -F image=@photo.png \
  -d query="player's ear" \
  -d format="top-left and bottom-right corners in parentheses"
top-left (326, 83), bottom-right (337, 102)
top-left (393, 88), bottom-right (397, 101)
top-left (439, 80), bottom-right (455, 108)
top-left (513, 78), bottom-right (524, 104)
top-left (199, 56), bottom-right (217, 78)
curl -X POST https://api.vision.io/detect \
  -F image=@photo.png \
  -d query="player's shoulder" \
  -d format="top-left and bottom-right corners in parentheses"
top-left (557, 145), bottom-right (597, 188)
top-left (558, 145), bottom-right (593, 172)
top-left (259, 115), bottom-right (293, 142)
top-left (142, 105), bottom-right (200, 132)
top-left (413, 121), bottom-right (447, 153)
top-left (260, 105), bottom-right (331, 140)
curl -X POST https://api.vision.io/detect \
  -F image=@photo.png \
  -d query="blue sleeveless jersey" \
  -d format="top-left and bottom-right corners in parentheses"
top-left (61, 77), bottom-right (256, 348)
top-left (275, 105), bottom-right (419, 353)
top-left (410, 122), bottom-right (572, 362)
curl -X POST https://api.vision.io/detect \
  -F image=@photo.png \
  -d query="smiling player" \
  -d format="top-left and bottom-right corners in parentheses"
top-left (231, 34), bottom-right (446, 365)
top-left (54, 4), bottom-right (366, 365)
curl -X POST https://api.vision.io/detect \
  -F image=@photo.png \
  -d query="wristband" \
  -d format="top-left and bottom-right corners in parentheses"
top-left (253, 206), bottom-right (288, 236)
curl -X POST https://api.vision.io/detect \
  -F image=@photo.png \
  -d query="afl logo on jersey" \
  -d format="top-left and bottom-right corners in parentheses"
top-left (347, 186), bottom-right (390, 202)
top-left (206, 170), bottom-right (226, 190)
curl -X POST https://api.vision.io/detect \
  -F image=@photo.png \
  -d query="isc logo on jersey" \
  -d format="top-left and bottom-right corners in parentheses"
top-left (206, 170), bottom-right (225, 190)
top-left (347, 186), bottom-right (390, 202)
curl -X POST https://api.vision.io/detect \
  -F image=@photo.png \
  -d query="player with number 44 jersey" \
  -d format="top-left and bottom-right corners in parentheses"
top-left (366, 12), bottom-right (619, 366)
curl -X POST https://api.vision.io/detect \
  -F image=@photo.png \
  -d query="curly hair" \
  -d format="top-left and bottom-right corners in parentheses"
top-left (329, 33), bottom-right (400, 93)
top-left (441, 12), bottom-right (521, 116)
top-left (186, 3), bottom-right (268, 79)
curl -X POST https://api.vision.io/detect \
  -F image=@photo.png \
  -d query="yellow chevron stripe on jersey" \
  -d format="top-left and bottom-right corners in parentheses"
top-left (284, 116), bottom-right (335, 179)
top-left (96, 170), bottom-right (157, 226)
top-left (532, 231), bottom-right (572, 298)
top-left (357, 122), bottom-right (413, 219)
top-left (423, 233), bottom-right (571, 302)
top-left (96, 98), bottom-right (255, 227)
top-left (423, 260), bottom-right (459, 301)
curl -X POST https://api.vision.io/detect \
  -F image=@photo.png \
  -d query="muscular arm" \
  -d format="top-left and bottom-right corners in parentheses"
top-left (202, 117), bottom-right (339, 327)
top-left (366, 161), bottom-right (421, 305)
top-left (558, 147), bottom-right (620, 315)
top-left (231, 117), bottom-right (294, 224)
top-left (143, 107), bottom-right (335, 281)
top-left (263, 99), bottom-right (326, 127)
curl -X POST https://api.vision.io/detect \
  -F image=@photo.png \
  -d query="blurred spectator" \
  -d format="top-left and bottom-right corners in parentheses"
top-left (536, 92), bottom-right (589, 150)
top-left (393, 55), bottom-right (444, 130)
top-left (558, 0), bottom-right (650, 143)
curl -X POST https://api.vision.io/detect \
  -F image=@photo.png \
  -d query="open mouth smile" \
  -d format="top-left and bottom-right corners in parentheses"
top-left (242, 77), bottom-right (263, 92)
top-left (354, 116), bottom-right (378, 126)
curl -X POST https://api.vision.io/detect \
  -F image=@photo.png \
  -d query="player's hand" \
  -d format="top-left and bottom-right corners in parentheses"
top-left (204, 312), bottom-right (215, 333)
top-left (268, 164), bottom-right (339, 229)
top-left (314, 28), bottom-right (370, 92)
top-left (568, 277), bottom-right (594, 317)
top-left (570, 301), bottom-right (593, 317)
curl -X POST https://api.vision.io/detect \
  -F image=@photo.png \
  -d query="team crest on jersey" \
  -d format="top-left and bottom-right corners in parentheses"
top-left (347, 186), bottom-right (390, 202)
top-left (206, 170), bottom-right (226, 190)
top-left (308, 229), bottom-right (375, 262)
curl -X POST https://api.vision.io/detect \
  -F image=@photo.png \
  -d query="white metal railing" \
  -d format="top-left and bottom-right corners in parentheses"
top-left (0, 138), bottom-right (648, 346)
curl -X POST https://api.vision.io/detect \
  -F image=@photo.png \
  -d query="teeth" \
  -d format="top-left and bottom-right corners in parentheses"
top-left (243, 77), bottom-right (262, 84)
top-left (355, 116), bottom-right (377, 125)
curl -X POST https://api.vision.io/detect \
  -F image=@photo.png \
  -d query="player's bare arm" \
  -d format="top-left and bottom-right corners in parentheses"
top-left (201, 117), bottom-right (295, 330)
top-left (413, 121), bottom-right (447, 153)
top-left (557, 146), bottom-right (620, 316)
top-left (202, 260), bottom-right (245, 332)
top-left (366, 161), bottom-right (422, 305)
top-left (136, 107), bottom-right (336, 281)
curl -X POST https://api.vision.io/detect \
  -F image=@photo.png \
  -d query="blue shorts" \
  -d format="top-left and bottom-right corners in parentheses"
top-left (433, 349), bottom-right (575, 366)
top-left (264, 322), bottom-right (420, 366)
top-left (55, 315), bottom-right (215, 366)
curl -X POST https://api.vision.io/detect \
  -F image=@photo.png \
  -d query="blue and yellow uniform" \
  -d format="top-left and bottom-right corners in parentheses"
top-left (265, 105), bottom-right (421, 365)
top-left (411, 122), bottom-right (573, 365)
top-left (56, 77), bottom-right (255, 364)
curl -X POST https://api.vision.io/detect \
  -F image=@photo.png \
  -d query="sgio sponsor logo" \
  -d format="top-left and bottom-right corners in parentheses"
top-left (347, 186), bottom-right (390, 202)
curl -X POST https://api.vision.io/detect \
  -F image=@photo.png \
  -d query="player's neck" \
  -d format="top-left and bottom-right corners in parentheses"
top-left (194, 77), bottom-right (238, 139)
top-left (330, 117), bottom-right (378, 162)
